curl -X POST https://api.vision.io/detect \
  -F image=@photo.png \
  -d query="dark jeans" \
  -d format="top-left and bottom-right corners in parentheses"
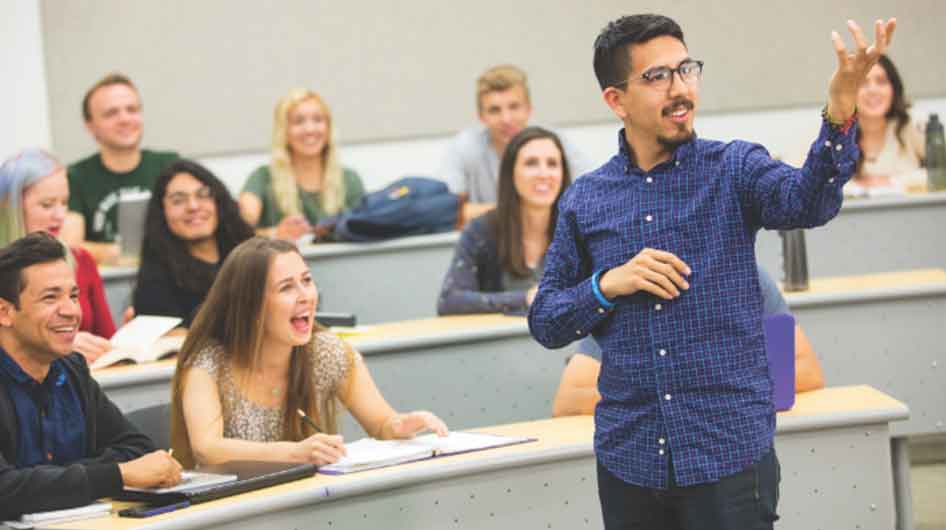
top-left (597, 449), bottom-right (780, 530)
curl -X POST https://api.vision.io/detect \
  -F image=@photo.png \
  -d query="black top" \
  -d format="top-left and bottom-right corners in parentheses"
top-left (0, 354), bottom-right (154, 519)
top-left (133, 255), bottom-right (218, 327)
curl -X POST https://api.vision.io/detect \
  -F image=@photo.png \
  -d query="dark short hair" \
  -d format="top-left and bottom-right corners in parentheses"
top-left (593, 14), bottom-right (686, 91)
top-left (0, 232), bottom-right (68, 307)
top-left (82, 72), bottom-right (138, 122)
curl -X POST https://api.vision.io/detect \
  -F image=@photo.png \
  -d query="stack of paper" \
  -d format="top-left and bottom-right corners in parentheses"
top-left (2, 502), bottom-right (112, 529)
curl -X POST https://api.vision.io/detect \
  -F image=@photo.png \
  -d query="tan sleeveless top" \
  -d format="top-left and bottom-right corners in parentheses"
top-left (191, 331), bottom-right (356, 442)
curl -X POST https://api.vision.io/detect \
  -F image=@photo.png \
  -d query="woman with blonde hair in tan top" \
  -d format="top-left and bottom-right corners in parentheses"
top-left (169, 237), bottom-right (446, 468)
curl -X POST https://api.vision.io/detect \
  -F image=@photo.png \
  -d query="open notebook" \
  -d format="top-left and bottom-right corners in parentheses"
top-left (90, 315), bottom-right (183, 369)
top-left (124, 470), bottom-right (238, 495)
top-left (319, 431), bottom-right (534, 474)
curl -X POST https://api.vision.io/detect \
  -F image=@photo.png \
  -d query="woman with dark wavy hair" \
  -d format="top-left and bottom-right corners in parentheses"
top-left (132, 159), bottom-right (254, 329)
top-left (849, 54), bottom-right (926, 196)
top-left (437, 126), bottom-right (572, 315)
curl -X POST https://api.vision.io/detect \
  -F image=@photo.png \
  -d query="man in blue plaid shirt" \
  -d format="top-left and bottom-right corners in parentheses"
top-left (528, 13), bottom-right (896, 530)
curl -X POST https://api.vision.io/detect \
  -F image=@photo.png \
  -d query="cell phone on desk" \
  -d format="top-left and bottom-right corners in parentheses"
top-left (119, 500), bottom-right (190, 518)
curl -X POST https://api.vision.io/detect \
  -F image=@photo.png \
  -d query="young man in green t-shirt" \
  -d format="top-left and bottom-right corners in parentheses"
top-left (62, 73), bottom-right (177, 264)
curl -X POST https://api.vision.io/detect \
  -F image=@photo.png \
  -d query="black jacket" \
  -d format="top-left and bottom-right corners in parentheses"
top-left (0, 353), bottom-right (154, 519)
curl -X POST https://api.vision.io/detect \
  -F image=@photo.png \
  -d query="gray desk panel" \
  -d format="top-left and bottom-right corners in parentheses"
top-left (342, 334), bottom-right (569, 439)
top-left (790, 292), bottom-right (946, 437)
top-left (757, 192), bottom-right (946, 279)
top-left (303, 232), bottom-right (458, 324)
top-left (48, 407), bottom-right (902, 530)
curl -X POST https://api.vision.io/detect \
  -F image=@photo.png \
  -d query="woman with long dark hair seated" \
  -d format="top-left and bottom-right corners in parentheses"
top-left (170, 237), bottom-right (447, 467)
top-left (132, 159), bottom-right (255, 329)
top-left (846, 54), bottom-right (926, 196)
top-left (437, 126), bottom-right (572, 315)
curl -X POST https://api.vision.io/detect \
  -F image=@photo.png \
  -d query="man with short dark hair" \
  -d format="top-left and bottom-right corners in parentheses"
top-left (529, 13), bottom-right (895, 529)
top-left (0, 232), bottom-right (181, 520)
top-left (438, 64), bottom-right (592, 222)
top-left (62, 73), bottom-right (178, 264)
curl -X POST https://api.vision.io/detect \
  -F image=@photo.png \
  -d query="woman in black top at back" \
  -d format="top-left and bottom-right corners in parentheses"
top-left (133, 159), bottom-right (254, 329)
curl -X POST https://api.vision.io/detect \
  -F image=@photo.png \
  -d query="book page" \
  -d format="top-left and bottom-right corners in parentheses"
top-left (319, 438), bottom-right (432, 473)
top-left (91, 315), bottom-right (182, 369)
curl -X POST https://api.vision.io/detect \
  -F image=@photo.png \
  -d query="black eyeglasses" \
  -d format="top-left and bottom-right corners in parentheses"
top-left (614, 59), bottom-right (704, 91)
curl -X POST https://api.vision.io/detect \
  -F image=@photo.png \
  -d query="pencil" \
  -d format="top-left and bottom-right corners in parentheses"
top-left (296, 409), bottom-right (321, 433)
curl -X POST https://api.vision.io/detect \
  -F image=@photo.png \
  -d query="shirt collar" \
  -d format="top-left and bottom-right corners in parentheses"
top-left (617, 128), bottom-right (697, 173)
top-left (0, 346), bottom-right (65, 386)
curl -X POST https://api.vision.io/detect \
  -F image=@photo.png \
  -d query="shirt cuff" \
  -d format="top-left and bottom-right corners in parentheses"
top-left (86, 462), bottom-right (125, 500)
top-left (814, 120), bottom-right (859, 187)
top-left (591, 270), bottom-right (616, 310)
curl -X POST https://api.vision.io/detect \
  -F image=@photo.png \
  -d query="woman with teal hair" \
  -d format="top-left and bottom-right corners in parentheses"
top-left (0, 149), bottom-right (116, 361)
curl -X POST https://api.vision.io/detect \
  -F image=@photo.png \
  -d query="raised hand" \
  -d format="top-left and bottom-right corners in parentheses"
top-left (827, 18), bottom-right (897, 123)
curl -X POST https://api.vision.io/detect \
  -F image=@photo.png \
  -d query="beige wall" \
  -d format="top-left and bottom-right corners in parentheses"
top-left (41, 0), bottom-right (946, 162)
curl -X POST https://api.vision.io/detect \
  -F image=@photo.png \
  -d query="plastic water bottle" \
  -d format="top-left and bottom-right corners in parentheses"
top-left (927, 113), bottom-right (946, 191)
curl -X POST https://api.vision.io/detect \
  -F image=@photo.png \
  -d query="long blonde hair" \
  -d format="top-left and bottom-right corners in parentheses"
top-left (270, 89), bottom-right (346, 218)
top-left (169, 237), bottom-right (339, 468)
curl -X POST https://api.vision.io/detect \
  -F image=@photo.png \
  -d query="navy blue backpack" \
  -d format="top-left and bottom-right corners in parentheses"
top-left (323, 177), bottom-right (459, 242)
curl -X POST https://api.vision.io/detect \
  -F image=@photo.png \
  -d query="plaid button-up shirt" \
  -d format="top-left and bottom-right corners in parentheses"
top-left (529, 120), bottom-right (857, 488)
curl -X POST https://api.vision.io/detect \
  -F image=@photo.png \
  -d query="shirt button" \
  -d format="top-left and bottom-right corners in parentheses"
top-left (674, 161), bottom-right (680, 167)
top-left (597, 307), bottom-right (606, 314)
top-left (646, 177), bottom-right (653, 183)
top-left (659, 349), bottom-right (667, 357)
top-left (828, 177), bottom-right (835, 184)
top-left (645, 215), bottom-right (653, 222)
top-left (655, 303), bottom-right (663, 311)
top-left (659, 438), bottom-right (666, 445)
top-left (824, 140), bottom-right (832, 147)
top-left (624, 165), bottom-right (630, 173)
top-left (836, 144), bottom-right (843, 151)
top-left (659, 449), bottom-right (665, 455)
top-left (664, 393), bottom-right (672, 401)
top-left (575, 330), bottom-right (581, 335)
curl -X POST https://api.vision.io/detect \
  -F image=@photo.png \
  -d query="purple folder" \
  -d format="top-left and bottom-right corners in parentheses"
top-left (763, 313), bottom-right (796, 411)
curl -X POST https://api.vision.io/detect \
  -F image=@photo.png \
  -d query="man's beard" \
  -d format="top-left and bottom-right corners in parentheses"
top-left (657, 126), bottom-right (696, 150)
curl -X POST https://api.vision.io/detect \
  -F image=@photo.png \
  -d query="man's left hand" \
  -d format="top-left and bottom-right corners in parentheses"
top-left (827, 18), bottom-right (897, 123)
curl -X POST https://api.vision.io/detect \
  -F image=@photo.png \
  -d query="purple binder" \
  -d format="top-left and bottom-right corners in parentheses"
top-left (763, 313), bottom-right (796, 411)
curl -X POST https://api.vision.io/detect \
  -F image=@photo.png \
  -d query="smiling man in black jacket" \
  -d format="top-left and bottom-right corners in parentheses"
top-left (0, 232), bottom-right (181, 520)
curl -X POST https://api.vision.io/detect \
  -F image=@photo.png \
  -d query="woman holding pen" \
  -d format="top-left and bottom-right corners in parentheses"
top-left (168, 237), bottom-right (447, 468)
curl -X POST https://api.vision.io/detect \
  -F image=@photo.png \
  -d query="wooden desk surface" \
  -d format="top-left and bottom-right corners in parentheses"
top-left (793, 268), bottom-right (946, 295)
top-left (47, 385), bottom-right (906, 530)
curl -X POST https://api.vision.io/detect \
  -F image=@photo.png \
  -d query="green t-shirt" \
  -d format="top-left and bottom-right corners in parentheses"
top-left (67, 149), bottom-right (178, 242)
top-left (241, 165), bottom-right (366, 228)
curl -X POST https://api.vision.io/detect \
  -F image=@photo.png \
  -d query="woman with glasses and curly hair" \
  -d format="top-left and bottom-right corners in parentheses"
top-left (132, 159), bottom-right (254, 330)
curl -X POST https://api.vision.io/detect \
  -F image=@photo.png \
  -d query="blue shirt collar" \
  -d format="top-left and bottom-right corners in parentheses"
top-left (616, 127), bottom-right (697, 173)
top-left (0, 346), bottom-right (66, 387)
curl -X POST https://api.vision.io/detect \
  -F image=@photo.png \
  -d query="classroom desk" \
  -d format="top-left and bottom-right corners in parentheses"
top-left (784, 268), bottom-right (946, 439)
top-left (36, 386), bottom-right (908, 530)
top-left (93, 314), bottom-right (570, 439)
top-left (756, 190), bottom-right (946, 279)
top-left (98, 231), bottom-right (461, 326)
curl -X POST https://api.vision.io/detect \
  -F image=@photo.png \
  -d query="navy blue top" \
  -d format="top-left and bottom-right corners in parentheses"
top-left (577, 266), bottom-right (790, 360)
top-left (0, 348), bottom-right (87, 467)
top-left (528, 121), bottom-right (856, 488)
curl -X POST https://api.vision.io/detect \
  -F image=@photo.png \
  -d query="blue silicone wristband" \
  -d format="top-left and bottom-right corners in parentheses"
top-left (591, 270), bottom-right (616, 310)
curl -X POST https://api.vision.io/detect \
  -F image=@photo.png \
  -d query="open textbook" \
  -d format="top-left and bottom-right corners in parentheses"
top-left (90, 315), bottom-right (184, 370)
top-left (319, 431), bottom-right (534, 474)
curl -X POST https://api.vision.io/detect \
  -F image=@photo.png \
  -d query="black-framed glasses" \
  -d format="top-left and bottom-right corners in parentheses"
top-left (615, 59), bottom-right (704, 91)
top-left (164, 186), bottom-right (214, 208)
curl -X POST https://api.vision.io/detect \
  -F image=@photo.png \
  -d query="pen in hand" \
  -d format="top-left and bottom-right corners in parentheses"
top-left (296, 409), bottom-right (321, 433)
